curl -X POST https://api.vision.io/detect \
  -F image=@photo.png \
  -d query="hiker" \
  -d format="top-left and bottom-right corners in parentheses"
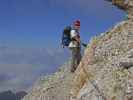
top-left (61, 20), bottom-right (82, 72)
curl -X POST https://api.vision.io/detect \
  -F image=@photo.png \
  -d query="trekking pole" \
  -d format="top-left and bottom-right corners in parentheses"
top-left (79, 44), bottom-right (107, 100)
top-left (81, 43), bottom-right (87, 48)
top-left (104, 0), bottom-right (112, 2)
top-left (80, 63), bottom-right (107, 100)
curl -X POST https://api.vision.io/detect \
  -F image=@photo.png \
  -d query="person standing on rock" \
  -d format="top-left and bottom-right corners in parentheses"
top-left (61, 20), bottom-right (82, 72)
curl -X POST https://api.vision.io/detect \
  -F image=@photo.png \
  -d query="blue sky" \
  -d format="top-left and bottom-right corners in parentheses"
top-left (0, 0), bottom-right (125, 48)
top-left (0, 0), bottom-right (126, 92)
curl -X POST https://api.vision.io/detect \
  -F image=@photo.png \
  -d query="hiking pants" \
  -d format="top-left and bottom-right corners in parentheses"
top-left (70, 47), bottom-right (81, 72)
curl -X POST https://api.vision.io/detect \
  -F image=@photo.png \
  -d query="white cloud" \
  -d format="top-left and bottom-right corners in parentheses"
top-left (0, 46), bottom-right (70, 92)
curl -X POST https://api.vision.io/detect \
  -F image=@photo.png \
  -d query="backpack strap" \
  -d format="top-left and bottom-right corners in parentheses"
top-left (61, 26), bottom-right (72, 47)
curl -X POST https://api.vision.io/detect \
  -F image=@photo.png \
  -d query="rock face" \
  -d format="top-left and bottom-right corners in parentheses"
top-left (106, 0), bottom-right (133, 18)
top-left (23, 0), bottom-right (133, 100)
top-left (23, 62), bottom-right (75, 100)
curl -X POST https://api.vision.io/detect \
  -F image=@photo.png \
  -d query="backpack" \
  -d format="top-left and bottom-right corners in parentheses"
top-left (61, 26), bottom-right (72, 47)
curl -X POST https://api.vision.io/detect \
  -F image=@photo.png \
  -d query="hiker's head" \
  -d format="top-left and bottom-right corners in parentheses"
top-left (73, 20), bottom-right (80, 30)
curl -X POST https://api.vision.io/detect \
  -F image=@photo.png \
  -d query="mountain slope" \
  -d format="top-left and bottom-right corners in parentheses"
top-left (23, 62), bottom-right (75, 100)
top-left (23, 0), bottom-right (133, 100)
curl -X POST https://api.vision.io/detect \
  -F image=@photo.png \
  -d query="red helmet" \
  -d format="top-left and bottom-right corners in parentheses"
top-left (73, 20), bottom-right (80, 27)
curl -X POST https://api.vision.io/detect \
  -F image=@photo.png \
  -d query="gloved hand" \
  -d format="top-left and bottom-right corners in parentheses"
top-left (82, 43), bottom-right (87, 47)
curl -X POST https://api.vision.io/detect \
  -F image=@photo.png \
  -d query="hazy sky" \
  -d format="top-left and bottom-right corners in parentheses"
top-left (0, 0), bottom-right (126, 92)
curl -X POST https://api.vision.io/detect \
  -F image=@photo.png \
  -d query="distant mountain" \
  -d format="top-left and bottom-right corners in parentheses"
top-left (16, 91), bottom-right (27, 100)
top-left (0, 90), bottom-right (27, 100)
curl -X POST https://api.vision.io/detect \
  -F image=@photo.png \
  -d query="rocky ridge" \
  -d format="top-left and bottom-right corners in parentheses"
top-left (23, 0), bottom-right (133, 100)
